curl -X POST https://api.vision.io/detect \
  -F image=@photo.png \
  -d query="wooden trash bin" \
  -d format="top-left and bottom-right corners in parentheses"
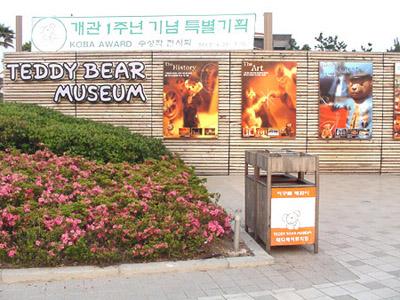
top-left (245, 149), bottom-right (319, 253)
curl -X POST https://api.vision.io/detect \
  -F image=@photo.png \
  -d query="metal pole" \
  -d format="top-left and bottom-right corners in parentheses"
top-left (234, 214), bottom-right (240, 252)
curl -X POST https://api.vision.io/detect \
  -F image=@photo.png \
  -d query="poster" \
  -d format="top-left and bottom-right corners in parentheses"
top-left (394, 63), bottom-right (400, 140)
top-left (270, 187), bottom-right (316, 246)
top-left (163, 61), bottom-right (218, 138)
top-left (241, 61), bottom-right (297, 138)
top-left (319, 61), bottom-right (373, 139)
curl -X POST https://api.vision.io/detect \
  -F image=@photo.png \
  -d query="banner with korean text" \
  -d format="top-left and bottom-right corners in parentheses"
top-left (31, 14), bottom-right (256, 52)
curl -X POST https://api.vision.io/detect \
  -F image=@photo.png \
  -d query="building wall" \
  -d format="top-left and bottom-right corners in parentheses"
top-left (3, 50), bottom-right (400, 175)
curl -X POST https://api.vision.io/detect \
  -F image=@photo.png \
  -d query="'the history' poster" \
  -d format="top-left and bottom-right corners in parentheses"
top-left (163, 61), bottom-right (218, 138)
top-left (241, 61), bottom-right (297, 138)
top-left (319, 61), bottom-right (373, 139)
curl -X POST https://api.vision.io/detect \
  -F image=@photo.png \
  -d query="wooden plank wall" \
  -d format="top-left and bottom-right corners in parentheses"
top-left (382, 53), bottom-right (400, 173)
top-left (3, 51), bottom-right (400, 175)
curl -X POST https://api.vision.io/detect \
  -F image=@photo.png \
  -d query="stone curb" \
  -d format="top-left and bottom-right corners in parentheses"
top-left (0, 229), bottom-right (273, 284)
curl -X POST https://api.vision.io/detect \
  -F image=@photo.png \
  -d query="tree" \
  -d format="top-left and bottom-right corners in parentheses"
top-left (387, 38), bottom-right (400, 52)
top-left (288, 38), bottom-right (311, 51)
top-left (314, 32), bottom-right (347, 52)
top-left (361, 43), bottom-right (373, 52)
top-left (288, 38), bottom-right (300, 50)
top-left (22, 41), bottom-right (31, 52)
top-left (0, 24), bottom-right (14, 48)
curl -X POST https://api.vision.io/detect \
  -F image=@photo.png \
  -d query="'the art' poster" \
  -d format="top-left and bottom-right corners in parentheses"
top-left (394, 63), bottom-right (400, 140)
top-left (163, 61), bottom-right (218, 138)
top-left (242, 61), bottom-right (297, 138)
top-left (319, 61), bottom-right (373, 139)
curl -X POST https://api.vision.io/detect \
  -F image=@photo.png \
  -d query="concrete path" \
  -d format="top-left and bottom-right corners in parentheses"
top-left (2, 174), bottom-right (400, 299)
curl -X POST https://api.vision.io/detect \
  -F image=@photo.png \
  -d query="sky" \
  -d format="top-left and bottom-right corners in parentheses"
top-left (0, 0), bottom-right (399, 69)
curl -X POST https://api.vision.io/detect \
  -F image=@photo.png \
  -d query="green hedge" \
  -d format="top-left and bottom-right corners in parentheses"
top-left (0, 102), bottom-right (169, 163)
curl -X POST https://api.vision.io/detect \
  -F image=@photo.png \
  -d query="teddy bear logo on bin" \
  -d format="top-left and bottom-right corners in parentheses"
top-left (282, 210), bottom-right (301, 230)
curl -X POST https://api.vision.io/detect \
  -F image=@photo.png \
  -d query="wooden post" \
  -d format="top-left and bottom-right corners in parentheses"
top-left (16, 15), bottom-right (23, 52)
top-left (266, 156), bottom-right (272, 252)
top-left (263, 12), bottom-right (273, 50)
top-left (254, 165), bottom-right (260, 238)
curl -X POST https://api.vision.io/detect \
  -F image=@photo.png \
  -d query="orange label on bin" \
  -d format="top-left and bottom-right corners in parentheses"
top-left (271, 227), bottom-right (315, 246)
top-left (271, 187), bottom-right (316, 198)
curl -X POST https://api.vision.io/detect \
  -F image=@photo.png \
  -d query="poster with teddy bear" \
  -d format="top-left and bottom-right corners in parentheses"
top-left (319, 61), bottom-right (373, 139)
top-left (394, 63), bottom-right (400, 140)
top-left (163, 61), bottom-right (218, 139)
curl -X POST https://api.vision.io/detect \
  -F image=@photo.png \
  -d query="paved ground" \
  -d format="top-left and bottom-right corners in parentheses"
top-left (2, 174), bottom-right (400, 300)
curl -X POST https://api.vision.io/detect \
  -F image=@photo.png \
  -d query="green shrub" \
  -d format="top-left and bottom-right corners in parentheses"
top-left (0, 102), bottom-right (169, 163)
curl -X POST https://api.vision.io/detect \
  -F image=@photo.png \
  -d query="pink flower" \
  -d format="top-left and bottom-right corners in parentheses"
top-left (35, 240), bottom-right (41, 246)
top-left (61, 232), bottom-right (69, 245)
top-left (167, 190), bottom-right (177, 197)
top-left (38, 197), bottom-right (47, 206)
top-left (210, 209), bottom-right (221, 217)
top-left (58, 194), bottom-right (69, 203)
top-left (208, 220), bottom-right (225, 236)
top-left (35, 177), bottom-right (43, 186)
top-left (7, 249), bottom-right (16, 257)
top-left (154, 242), bottom-right (168, 249)
top-left (176, 197), bottom-right (187, 203)
top-left (23, 204), bottom-right (31, 213)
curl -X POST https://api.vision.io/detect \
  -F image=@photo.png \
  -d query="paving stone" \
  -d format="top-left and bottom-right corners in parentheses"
top-left (380, 278), bottom-right (400, 288)
top-left (332, 296), bottom-right (356, 300)
top-left (319, 286), bottom-right (349, 297)
top-left (253, 295), bottom-right (278, 300)
top-left (222, 287), bottom-right (245, 295)
top-left (340, 283), bottom-right (369, 294)
top-left (361, 281), bottom-right (386, 290)
top-left (198, 296), bottom-right (225, 300)
top-left (350, 291), bottom-right (381, 300)
top-left (296, 287), bottom-right (325, 298)
top-left (370, 287), bottom-right (400, 298)
top-left (201, 288), bottom-right (225, 297)
top-left (376, 263), bottom-right (400, 272)
top-left (346, 261), bottom-right (366, 267)
top-left (389, 270), bottom-right (400, 277)
top-left (224, 293), bottom-right (254, 300)
top-left (273, 291), bottom-right (303, 300)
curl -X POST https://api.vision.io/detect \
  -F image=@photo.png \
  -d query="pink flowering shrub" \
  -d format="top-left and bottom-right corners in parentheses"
top-left (0, 149), bottom-right (231, 267)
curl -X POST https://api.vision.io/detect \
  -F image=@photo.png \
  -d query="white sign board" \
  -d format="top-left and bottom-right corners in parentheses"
top-left (31, 14), bottom-right (256, 52)
top-left (270, 187), bottom-right (316, 246)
